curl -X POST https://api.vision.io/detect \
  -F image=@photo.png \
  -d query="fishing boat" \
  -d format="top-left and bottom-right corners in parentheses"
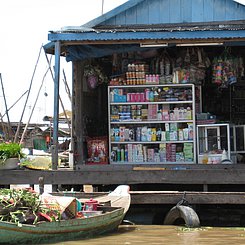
top-left (0, 185), bottom-right (131, 244)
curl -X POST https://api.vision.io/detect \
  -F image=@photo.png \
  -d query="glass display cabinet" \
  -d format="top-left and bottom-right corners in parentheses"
top-left (197, 123), bottom-right (231, 164)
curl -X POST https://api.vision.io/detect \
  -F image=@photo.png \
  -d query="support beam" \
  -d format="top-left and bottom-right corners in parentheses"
top-left (3, 165), bottom-right (245, 185)
top-left (52, 41), bottom-right (61, 171)
top-left (52, 191), bottom-right (245, 205)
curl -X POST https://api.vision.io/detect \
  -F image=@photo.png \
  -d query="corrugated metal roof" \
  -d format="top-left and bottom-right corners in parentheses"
top-left (48, 30), bottom-right (245, 42)
top-left (54, 21), bottom-right (245, 34)
top-left (48, 21), bottom-right (245, 42)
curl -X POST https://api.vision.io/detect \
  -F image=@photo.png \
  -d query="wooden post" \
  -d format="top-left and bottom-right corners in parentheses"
top-left (73, 61), bottom-right (84, 166)
top-left (38, 177), bottom-right (44, 195)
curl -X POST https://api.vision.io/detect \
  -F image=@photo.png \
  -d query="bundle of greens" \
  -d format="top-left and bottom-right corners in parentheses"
top-left (0, 143), bottom-right (25, 162)
top-left (0, 188), bottom-right (60, 226)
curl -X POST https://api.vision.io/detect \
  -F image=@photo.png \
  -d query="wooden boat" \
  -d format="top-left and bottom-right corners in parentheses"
top-left (78, 185), bottom-right (131, 214)
top-left (0, 185), bottom-right (131, 244)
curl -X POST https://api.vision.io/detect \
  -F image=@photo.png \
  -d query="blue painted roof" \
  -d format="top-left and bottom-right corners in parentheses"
top-left (49, 28), bottom-right (245, 42)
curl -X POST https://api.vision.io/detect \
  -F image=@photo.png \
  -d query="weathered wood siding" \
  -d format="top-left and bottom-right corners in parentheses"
top-left (100, 0), bottom-right (245, 26)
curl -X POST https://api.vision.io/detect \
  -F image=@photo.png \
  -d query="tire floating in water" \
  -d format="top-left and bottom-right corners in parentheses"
top-left (164, 205), bottom-right (200, 228)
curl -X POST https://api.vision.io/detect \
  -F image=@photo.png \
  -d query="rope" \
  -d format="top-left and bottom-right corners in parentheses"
top-left (176, 191), bottom-right (190, 207)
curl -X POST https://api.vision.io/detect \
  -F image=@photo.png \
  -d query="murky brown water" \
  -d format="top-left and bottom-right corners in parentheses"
top-left (49, 225), bottom-right (245, 245)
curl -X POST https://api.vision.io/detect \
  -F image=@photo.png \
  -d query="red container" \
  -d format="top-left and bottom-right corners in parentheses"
top-left (83, 198), bottom-right (98, 211)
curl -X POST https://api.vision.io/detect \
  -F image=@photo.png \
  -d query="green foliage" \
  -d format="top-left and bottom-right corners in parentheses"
top-left (0, 143), bottom-right (25, 163)
top-left (0, 188), bottom-right (60, 225)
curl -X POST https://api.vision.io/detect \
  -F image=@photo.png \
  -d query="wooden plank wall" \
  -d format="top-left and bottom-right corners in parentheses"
top-left (102, 0), bottom-right (245, 26)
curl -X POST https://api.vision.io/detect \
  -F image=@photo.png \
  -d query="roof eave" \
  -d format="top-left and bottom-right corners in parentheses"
top-left (48, 29), bottom-right (245, 42)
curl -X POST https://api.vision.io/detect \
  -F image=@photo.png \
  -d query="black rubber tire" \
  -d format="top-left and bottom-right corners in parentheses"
top-left (164, 205), bottom-right (200, 228)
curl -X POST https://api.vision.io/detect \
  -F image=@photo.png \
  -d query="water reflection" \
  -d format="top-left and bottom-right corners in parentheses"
top-left (50, 225), bottom-right (245, 245)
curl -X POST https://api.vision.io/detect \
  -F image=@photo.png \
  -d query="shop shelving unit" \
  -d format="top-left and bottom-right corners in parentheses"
top-left (108, 84), bottom-right (196, 164)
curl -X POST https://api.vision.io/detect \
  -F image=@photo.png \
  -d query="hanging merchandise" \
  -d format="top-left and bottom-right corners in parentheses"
top-left (212, 49), bottom-right (244, 88)
top-left (84, 64), bottom-right (108, 89)
top-left (172, 48), bottom-right (208, 85)
top-left (157, 50), bottom-right (173, 84)
top-left (184, 48), bottom-right (190, 64)
top-left (212, 57), bottom-right (223, 86)
top-left (188, 48), bottom-right (208, 84)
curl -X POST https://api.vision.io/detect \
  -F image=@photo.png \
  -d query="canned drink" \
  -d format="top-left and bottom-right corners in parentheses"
top-left (140, 93), bottom-right (145, 102)
top-left (130, 93), bottom-right (135, 102)
top-left (135, 93), bottom-right (140, 102)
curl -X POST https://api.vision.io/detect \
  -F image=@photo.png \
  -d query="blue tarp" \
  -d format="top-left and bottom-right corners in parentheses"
top-left (66, 44), bottom-right (150, 61)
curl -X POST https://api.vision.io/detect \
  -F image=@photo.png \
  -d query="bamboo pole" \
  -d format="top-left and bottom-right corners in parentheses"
top-left (0, 73), bottom-right (13, 141)
top-left (0, 112), bottom-right (8, 141)
top-left (62, 69), bottom-right (72, 103)
top-left (43, 47), bottom-right (71, 132)
top-left (14, 44), bottom-right (43, 143)
top-left (2, 90), bottom-right (28, 119)
top-left (20, 66), bottom-right (50, 145)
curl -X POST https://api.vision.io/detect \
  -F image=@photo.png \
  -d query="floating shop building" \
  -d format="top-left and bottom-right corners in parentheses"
top-left (2, 0), bottom-right (245, 226)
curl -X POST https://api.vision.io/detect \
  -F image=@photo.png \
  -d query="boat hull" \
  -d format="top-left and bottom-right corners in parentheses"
top-left (0, 207), bottom-right (125, 244)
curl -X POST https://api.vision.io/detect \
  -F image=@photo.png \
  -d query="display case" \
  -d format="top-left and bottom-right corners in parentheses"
top-left (108, 84), bottom-right (196, 164)
top-left (197, 123), bottom-right (231, 164)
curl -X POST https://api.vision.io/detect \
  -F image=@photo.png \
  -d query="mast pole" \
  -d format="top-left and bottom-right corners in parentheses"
top-left (0, 73), bottom-right (12, 141)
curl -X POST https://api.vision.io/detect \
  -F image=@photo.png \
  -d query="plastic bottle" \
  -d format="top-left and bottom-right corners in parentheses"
top-left (157, 110), bottom-right (162, 120)
top-left (186, 107), bottom-right (192, 120)
top-left (121, 148), bottom-right (125, 162)
top-left (125, 148), bottom-right (128, 162)
top-left (117, 148), bottom-right (121, 162)
top-left (202, 153), bottom-right (208, 164)
top-left (145, 88), bottom-right (150, 101)
top-left (149, 90), bottom-right (154, 102)
top-left (69, 142), bottom-right (73, 169)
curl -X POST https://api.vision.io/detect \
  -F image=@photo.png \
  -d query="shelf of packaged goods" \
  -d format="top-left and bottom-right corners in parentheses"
top-left (110, 140), bottom-right (194, 144)
top-left (108, 83), bottom-right (196, 164)
top-left (108, 84), bottom-right (194, 88)
top-left (110, 101), bottom-right (193, 105)
top-left (110, 120), bottom-right (193, 124)
top-left (110, 161), bottom-right (194, 164)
